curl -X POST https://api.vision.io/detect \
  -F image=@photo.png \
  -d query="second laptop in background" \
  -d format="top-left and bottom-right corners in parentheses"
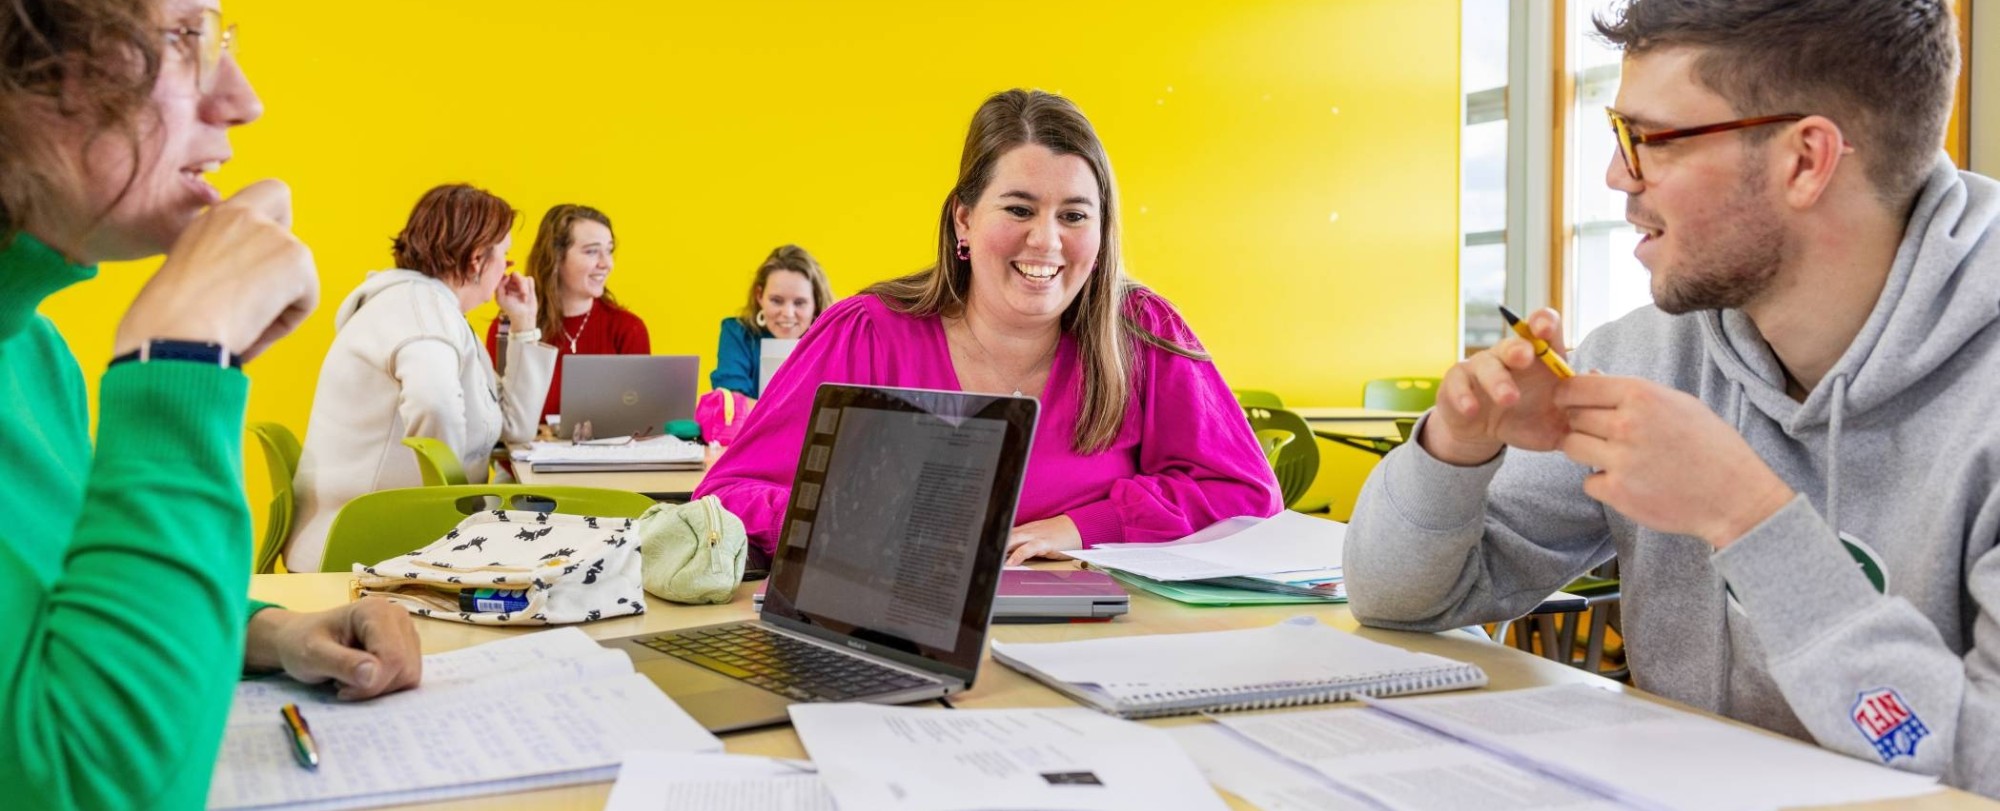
top-left (559, 355), bottom-right (699, 439)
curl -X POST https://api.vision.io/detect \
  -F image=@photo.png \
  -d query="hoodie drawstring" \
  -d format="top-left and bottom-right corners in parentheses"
top-left (1825, 375), bottom-right (1849, 538)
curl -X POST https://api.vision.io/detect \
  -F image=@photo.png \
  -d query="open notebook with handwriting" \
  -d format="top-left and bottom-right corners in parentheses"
top-left (209, 628), bottom-right (720, 811)
top-left (992, 616), bottom-right (1486, 719)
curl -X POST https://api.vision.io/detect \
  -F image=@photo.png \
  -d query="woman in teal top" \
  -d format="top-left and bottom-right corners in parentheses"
top-left (0, 2), bottom-right (420, 807)
top-left (711, 244), bottom-right (834, 399)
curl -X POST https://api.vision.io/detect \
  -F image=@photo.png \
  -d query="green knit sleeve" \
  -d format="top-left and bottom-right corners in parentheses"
top-left (0, 362), bottom-right (252, 809)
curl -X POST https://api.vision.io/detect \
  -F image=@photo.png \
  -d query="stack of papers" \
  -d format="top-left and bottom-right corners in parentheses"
top-left (1186, 684), bottom-right (1941, 811)
top-left (1068, 511), bottom-right (1347, 603)
top-left (514, 437), bottom-right (704, 471)
top-left (209, 629), bottom-right (721, 811)
top-left (606, 753), bottom-right (834, 811)
top-left (789, 704), bottom-right (1231, 810)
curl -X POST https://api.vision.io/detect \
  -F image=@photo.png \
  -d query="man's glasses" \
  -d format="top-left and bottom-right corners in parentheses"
top-left (1606, 108), bottom-right (1805, 182)
top-left (163, 9), bottom-right (237, 94)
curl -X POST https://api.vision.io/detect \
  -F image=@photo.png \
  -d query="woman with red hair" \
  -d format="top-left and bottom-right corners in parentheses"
top-left (288, 183), bottom-right (555, 570)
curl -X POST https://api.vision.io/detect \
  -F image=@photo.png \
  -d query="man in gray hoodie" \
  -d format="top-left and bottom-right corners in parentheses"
top-left (1345, 0), bottom-right (1998, 796)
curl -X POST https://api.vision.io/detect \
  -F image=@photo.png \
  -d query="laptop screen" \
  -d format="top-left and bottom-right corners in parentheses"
top-left (761, 384), bottom-right (1036, 682)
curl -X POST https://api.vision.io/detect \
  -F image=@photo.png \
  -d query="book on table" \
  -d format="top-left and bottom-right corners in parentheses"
top-left (514, 437), bottom-right (705, 472)
top-left (991, 615), bottom-right (1486, 719)
top-left (209, 628), bottom-right (720, 811)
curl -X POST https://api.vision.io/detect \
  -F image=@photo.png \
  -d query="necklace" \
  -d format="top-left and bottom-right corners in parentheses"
top-left (562, 304), bottom-right (594, 353)
top-left (956, 316), bottom-right (1058, 397)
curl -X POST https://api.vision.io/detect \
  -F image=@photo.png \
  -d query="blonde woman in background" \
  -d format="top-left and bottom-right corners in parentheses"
top-left (710, 244), bottom-right (833, 400)
top-left (486, 204), bottom-right (650, 424)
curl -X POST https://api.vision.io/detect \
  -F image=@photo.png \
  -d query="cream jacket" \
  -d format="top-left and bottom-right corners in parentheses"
top-left (287, 270), bottom-right (554, 571)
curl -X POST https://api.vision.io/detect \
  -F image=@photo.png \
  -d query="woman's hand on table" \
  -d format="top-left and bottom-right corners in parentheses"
top-left (244, 598), bottom-right (423, 700)
top-left (1005, 515), bottom-right (1083, 566)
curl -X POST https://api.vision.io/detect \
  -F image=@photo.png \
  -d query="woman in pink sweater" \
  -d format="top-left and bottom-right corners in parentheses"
top-left (695, 89), bottom-right (1279, 565)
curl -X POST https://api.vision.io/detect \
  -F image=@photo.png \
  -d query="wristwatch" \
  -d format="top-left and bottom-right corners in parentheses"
top-left (109, 338), bottom-right (243, 369)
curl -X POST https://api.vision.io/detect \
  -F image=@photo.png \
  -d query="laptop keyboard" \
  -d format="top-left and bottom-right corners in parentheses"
top-left (639, 623), bottom-right (939, 702)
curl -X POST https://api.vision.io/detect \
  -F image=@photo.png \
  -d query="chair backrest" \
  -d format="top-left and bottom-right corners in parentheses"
top-left (319, 484), bottom-right (659, 572)
top-left (248, 422), bottom-right (303, 575)
top-left (401, 436), bottom-right (470, 486)
top-left (1363, 377), bottom-right (1441, 412)
top-left (1233, 389), bottom-right (1284, 409)
top-left (1243, 406), bottom-right (1318, 509)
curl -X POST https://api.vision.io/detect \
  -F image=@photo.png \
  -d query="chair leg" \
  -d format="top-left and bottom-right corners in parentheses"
top-left (1533, 615), bottom-right (1560, 661)
top-left (1583, 604), bottom-right (1610, 673)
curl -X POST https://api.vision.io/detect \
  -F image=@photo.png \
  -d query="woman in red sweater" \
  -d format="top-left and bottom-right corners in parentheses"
top-left (485, 204), bottom-right (651, 424)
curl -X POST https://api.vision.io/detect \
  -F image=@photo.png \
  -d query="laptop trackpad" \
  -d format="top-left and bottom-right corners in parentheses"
top-left (632, 657), bottom-right (795, 733)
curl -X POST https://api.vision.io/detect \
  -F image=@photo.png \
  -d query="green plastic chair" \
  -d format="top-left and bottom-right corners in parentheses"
top-left (1243, 406), bottom-right (1319, 509)
top-left (319, 484), bottom-right (659, 572)
top-left (248, 422), bottom-right (303, 574)
top-left (402, 436), bottom-right (469, 486)
top-left (1362, 377), bottom-right (1441, 412)
top-left (1233, 389), bottom-right (1284, 409)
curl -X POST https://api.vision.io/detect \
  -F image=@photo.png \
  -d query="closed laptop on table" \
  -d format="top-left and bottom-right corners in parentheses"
top-left (596, 383), bottom-right (1038, 732)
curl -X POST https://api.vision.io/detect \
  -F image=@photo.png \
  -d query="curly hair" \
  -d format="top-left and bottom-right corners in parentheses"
top-left (390, 183), bottom-right (516, 285)
top-left (0, 0), bottom-right (163, 241)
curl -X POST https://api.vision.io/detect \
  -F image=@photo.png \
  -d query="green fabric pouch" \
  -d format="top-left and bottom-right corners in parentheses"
top-left (638, 494), bottom-right (747, 604)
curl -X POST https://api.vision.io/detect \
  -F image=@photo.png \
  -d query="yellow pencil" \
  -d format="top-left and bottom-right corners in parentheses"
top-left (1498, 306), bottom-right (1575, 379)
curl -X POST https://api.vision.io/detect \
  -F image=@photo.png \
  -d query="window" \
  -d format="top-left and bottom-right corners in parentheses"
top-left (1460, 0), bottom-right (1512, 351)
top-left (1563, 0), bottom-right (1651, 342)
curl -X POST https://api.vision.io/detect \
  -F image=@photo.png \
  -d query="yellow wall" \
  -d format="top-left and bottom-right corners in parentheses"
top-left (41, 0), bottom-right (1461, 521)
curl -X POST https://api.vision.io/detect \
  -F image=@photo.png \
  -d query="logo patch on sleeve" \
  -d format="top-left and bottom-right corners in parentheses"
top-left (1851, 687), bottom-right (1929, 762)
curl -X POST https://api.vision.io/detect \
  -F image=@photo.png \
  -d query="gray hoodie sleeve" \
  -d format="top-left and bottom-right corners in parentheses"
top-left (1712, 495), bottom-right (2000, 793)
top-left (1345, 412), bottom-right (1616, 631)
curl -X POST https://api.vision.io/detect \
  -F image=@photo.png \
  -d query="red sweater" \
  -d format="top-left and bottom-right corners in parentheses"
top-left (485, 298), bottom-right (651, 422)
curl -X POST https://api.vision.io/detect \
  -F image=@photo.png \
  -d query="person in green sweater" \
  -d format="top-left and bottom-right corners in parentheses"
top-left (0, 0), bottom-right (423, 807)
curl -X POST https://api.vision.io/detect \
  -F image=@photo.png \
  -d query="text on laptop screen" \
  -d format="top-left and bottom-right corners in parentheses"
top-left (790, 407), bottom-right (1005, 650)
top-left (760, 385), bottom-right (1034, 675)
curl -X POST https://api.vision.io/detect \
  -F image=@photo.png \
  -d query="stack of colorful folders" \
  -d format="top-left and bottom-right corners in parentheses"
top-left (1068, 512), bottom-right (1347, 606)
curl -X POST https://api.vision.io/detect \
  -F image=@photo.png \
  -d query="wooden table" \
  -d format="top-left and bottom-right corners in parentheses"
top-left (251, 571), bottom-right (1992, 811)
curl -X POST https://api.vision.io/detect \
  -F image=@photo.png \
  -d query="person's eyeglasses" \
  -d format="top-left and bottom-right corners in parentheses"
top-left (162, 9), bottom-right (237, 94)
top-left (1606, 108), bottom-right (1805, 182)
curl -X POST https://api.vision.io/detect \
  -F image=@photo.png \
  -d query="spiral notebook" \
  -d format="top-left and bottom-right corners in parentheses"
top-left (990, 616), bottom-right (1486, 719)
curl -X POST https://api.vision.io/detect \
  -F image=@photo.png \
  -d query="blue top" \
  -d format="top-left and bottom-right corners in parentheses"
top-left (711, 317), bottom-right (771, 397)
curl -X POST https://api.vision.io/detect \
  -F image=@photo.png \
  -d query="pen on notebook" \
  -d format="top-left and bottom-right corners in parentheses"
top-left (1498, 305), bottom-right (1575, 379)
top-left (280, 703), bottom-right (320, 770)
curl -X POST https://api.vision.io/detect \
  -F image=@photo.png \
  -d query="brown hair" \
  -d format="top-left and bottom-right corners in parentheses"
top-left (865, 89), bottom-right (1204, 454)
top-left (736, 244), bottom-right (834, 331)
top-left (1595, 0), bottom-right (1959, 208)
top-left (525, 203), bottom-right (618, 338)
top-left (391, 183), bottom-right (515, 285)
top-left (0, 0), bottom-right (163, 242)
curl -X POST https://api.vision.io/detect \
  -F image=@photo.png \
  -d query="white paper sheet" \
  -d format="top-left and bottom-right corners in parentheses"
top-left (606, 752), bottom-right (834, 811)
top-left (1168, 724), bottom-right (1379, 811)
top-left (1218, 684), bottom-right (1943, 811)
top-left (1219, 704), bottom-right (1626, 811)
top-left (1069, 511), bottom-right (1344, 581)
top-left (1373, 685), bottom-right (1943, 811)
top-left (228, 628), bottom-right (629, 723)
top-left (208, 632), bottom-right (722, 811)
top-left (789, 704), bottom-right (1230, 811)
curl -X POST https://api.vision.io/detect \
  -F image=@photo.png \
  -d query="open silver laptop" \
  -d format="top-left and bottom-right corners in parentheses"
top-left (598, 384), bottom-right (1038, 732)
top-left (758, 337), bottom-right (799, 395)
top-left (558, 355), bottom-right (698, 439)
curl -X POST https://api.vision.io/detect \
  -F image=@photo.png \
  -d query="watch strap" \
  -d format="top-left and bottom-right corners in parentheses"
top-left (110, 339), bottom-right (243, 369)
